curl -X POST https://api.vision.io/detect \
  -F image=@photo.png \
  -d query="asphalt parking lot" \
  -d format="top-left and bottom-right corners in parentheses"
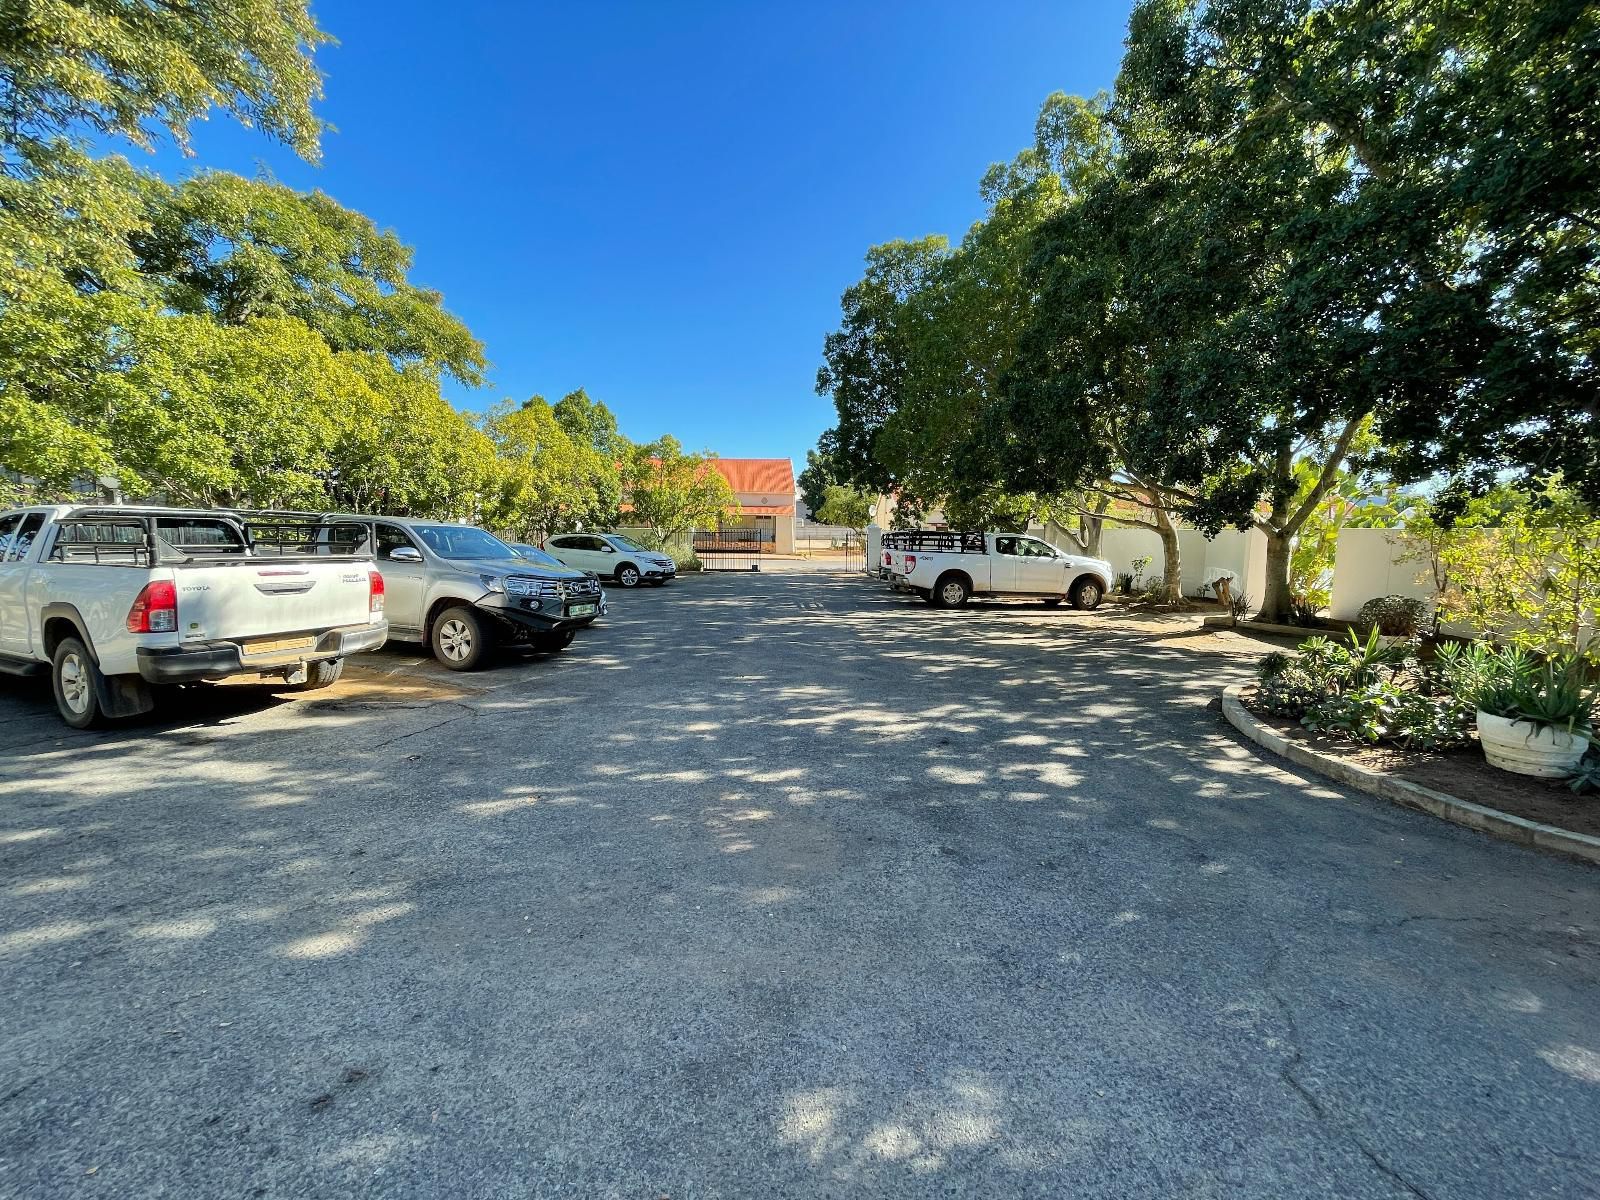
top-left (2, 570), bottom-right (1598, 1199)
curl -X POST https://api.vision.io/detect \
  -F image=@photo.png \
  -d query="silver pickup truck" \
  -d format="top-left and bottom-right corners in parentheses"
top-left (321, 514), bottom-right (606, 670)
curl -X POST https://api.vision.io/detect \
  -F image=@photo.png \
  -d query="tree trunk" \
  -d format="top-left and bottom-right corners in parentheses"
top-left (1153, 506), bottom-right (1182, 603)
top-left (1258, 530), bottom-right (1294, 623)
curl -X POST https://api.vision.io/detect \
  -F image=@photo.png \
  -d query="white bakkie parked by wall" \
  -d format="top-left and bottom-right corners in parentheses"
top-left (0, 506), bottom-right (387, 728)
top-left (883, 530), bottom-right (1113, 610)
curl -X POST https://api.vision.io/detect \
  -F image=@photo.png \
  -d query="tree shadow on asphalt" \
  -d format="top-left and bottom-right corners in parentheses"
top-left (1, 571), bottom-right (1598, 1197)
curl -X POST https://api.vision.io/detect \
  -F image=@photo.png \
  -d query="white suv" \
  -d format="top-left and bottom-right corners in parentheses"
top-left (545, 533), bottom-right (676, 588)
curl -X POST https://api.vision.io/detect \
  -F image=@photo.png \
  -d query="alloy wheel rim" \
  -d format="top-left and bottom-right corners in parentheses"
top-left (622, 568), bottom-right (638, 585)
top-left (942, 583), bottom-right (964, 604)
top-left (60, 653), bottom-right (89, 713)
top-left (439, 620), bottom-right (472, 660)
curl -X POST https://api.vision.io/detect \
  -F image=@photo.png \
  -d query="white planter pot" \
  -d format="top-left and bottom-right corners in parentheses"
top-left (1475, 710), bottom-right (1590, 778)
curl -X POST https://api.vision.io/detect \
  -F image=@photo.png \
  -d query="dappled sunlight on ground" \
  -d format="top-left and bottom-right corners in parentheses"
top-left (1, 572), bottom-right (1598, 1197)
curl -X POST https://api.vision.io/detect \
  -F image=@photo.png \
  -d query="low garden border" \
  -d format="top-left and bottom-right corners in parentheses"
top-left (1221, 684), bottom-right (1600, 867)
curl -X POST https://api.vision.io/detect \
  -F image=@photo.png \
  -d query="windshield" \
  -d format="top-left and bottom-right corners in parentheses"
top-left (412, 524), bottom-right (518, 560)
top-left (513, 545), bottom-right (564, 568)
top-left (608, 534), bottom-right (647, 552)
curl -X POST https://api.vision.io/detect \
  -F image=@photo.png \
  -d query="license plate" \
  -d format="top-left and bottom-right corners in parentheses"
top-left (242, 635), bottom-right (315, 655)
top-left (569, 603), bottom-right (597, 617)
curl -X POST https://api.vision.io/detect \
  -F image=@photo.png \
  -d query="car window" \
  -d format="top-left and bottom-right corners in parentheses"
top-left (0, 514), bottom-right (21, 560)
top-left (1019, 539), bottom-right (1056, 558)
top-left (516, 546), bottom-right (564, 568)
top-left (376, 523), bottom-right (420, 557)
top-left (609, 535), bottom-right (645, 552)
top-left (995, 536), bottom-right (1020, 556)
top-left (3, 512), bottom-right (45, 562)
top-left (155, 518), bottom-right (247, 555)
top-left (412, 523), bottom-right (518, 560)
top-left (549, 536), bottom-right (575, 550)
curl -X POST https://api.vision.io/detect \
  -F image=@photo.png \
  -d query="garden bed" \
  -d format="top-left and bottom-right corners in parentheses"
top-left (1239, 687), bottom-right (1600, 840)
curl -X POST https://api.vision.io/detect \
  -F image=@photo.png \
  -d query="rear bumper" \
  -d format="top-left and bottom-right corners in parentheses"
top-left (136, 621), bottom-right (388, 684)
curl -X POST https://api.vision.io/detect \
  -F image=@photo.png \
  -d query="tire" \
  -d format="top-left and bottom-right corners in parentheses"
top-left (286, 658), bottom-right (344, 691)
top-left (51, 637), bottom-right (107, 729)
top-left (932, 573), bottom-right (970, 609)
top-left (533, 630), bottom-right (576, 653)
top-left (615, 563), bottom-right (642, 588)
top-left (431, 606), bottom-right (493, 670)
top-left (1070, 577), bottom-right (1105, 611)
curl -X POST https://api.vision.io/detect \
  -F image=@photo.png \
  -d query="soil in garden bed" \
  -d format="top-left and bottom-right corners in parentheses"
top-left (1239, 690), bottom-right (1600, 840)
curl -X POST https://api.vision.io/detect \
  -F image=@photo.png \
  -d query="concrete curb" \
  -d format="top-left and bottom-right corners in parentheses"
top-left (1221, 684), bottom-right (1600, 867)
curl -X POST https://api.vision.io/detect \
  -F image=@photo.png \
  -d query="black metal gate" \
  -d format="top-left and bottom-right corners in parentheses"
top-left (693, 527), bottom-right (771, 570)
top-left (834, 531), bottom-right (865, 573)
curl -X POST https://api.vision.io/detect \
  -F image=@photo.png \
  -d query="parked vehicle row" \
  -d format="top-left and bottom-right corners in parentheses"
top-left (879, 530), bottom-right (1113, 610)
top-left (0, 502), bottom-right (684, 726)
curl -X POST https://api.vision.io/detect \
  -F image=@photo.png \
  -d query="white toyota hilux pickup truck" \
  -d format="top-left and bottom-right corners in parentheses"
top-left (0, 505), bottom-right (387, 727)
top-left (882, 530), bottom-right (1113, 610)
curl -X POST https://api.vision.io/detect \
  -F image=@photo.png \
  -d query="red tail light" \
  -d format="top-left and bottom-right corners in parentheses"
top-left (905, 554), bottom-right (917, 571)
top-left (369, 569), bottom-right (385, 614)
top-left (126, 580), bottom-right (177, 633)
top-left (883, 552), bottom-right (891, 565)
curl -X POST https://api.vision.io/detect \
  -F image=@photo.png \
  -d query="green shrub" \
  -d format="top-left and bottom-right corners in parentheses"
top-left (1256, 651), bottom-right (1292, 682)
top-left (1115, 571), bottom-right (1135, 594)
top-left (1357, 594), bottom-right (1429, 637)
top-left (1254, 627), bottom-right (1470, 749)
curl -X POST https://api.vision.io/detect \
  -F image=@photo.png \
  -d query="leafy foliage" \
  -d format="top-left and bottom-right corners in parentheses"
top-left (622, 438), bottom-right (739, 546)
top-left (1256, 629), bottom-right (1473, 750)
top-left (1357, 596), bottom-right (1429, 638)
top-left (1430, 479), bottom-right (1600, 661)
top-left (815, 484), bottom-right (871, 533)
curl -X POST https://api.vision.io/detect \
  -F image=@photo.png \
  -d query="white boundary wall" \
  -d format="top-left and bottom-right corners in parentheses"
top-left (1328, 528), bottom-right (1434, 621)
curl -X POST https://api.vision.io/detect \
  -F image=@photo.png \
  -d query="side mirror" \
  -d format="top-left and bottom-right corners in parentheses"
top-left (389, 545), bottom-right (423, 563)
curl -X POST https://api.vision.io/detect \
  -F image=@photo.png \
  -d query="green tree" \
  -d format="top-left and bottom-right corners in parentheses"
top-left (1430, 479), bottom-right (1600, 660)
top-left (797, 435), bottom-right (846, 517)
top-left (480, 397), bottom-right (601, 542)
top-left (623, 437), bottom-right (739, 546)
top-left (815, 484), bottom-right (871, 534)
top-left (551, 387), bottom-right (628, 523)
top-left (133, 173), bottom-right (485, 385)
top-left (0, 0), bottom-right (330, 165)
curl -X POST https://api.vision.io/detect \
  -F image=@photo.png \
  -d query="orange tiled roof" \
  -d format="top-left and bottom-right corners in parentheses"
top-left (708, 458), bottom-right (795, 497)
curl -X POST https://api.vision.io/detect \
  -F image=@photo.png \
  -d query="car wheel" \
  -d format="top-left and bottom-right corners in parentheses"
top-left (432, 606), bottom-right (492, 670)
top-left (52, 637), bottom-right (107, 729)
top-left (1071, 578), bottom-right (1105, 611)
top-left (932, 574), bottom-right (970, 609)
top-left (286, 658), bottom-right (344, 691)
top-left (616, 563), bottom-right (642, 588)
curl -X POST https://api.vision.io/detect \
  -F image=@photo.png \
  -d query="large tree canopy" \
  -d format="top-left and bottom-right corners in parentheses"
top-left (0, 0), bottom-right (329, 165)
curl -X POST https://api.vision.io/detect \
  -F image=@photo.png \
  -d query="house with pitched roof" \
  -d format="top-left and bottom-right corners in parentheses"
top-left (707, 458), bottom-right (798, 553)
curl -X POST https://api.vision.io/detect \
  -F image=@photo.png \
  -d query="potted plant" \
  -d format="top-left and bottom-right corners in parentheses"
top-left (1469, 655), bottom-right (1595, 778)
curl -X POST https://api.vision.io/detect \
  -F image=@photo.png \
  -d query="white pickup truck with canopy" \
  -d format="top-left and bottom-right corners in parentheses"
top-left (881, 530), bottom-right (1113, 610)
top-left (0, 506), bottom-right (387, 727)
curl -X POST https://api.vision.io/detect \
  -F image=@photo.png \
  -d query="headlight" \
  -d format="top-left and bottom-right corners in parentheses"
top-left (479, 574), bottom-right (504, 593)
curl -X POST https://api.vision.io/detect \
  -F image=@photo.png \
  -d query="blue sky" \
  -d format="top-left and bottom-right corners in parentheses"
top-left (141, 1), bottom-right (1130, 465)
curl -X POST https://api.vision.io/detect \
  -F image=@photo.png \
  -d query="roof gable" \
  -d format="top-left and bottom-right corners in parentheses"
top-left (708, 458), bottom-right (795, 496)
